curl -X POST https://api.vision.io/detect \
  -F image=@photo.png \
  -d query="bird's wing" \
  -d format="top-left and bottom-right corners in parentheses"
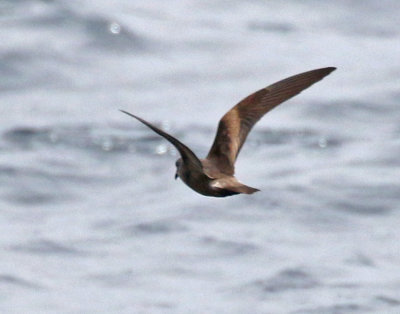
top-left (120, 110), bottom-right (204, 173)
top-left (206, 67), bottom-right (336, 175)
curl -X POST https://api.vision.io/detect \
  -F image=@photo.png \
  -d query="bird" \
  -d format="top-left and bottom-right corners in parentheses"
top-left (120, 67), bottom-right (336, 197)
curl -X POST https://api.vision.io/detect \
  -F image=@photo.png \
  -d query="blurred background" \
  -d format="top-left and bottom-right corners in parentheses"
top-left (1, 0), bottom-right (399, 313)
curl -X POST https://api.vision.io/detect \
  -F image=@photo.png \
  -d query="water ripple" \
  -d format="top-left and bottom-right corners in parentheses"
top-left (0, 274), bottom-right (42, 289)
top-left (248, 268), bottom-right (320, 294)
top-left (10, 239), bottom-right (86, 256)
top-left (294, 303), bottom-right (366, 314)
top-left (199, 236), bottom-right (258, 256)
top-left (124, 220), bottom-right (188, 236)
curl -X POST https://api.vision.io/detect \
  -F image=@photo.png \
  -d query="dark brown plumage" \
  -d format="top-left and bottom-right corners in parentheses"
top-left (121, 67), bottom-right (336, 197)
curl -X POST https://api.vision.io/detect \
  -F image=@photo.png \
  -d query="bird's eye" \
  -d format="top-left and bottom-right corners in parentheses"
top-left (175, 160), bottom-right (180, 167)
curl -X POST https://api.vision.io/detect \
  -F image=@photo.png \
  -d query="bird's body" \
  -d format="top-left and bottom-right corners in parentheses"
top-left (177, 158), bottom-right (259, 197)
top-left (121, 67), bottom-right (336, 197)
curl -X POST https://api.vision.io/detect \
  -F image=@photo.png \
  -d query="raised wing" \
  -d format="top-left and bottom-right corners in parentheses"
top-left (120, 110), bottom-right (204, 173)
top-left (206, 67), bottom-right (336, 175)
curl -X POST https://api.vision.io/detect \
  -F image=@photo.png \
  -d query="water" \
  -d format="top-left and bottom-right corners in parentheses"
top-left (1, 1), bottom-right (400, 313)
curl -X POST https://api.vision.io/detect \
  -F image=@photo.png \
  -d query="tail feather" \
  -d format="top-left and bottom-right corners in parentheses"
top-left (227, 184), bottom-right (260, 195)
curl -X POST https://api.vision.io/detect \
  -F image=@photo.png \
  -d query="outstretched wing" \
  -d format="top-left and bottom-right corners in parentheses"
top-left (206, 67), bottom-right (336, 175)
top-left (120, 110), bottom-right (204, 173)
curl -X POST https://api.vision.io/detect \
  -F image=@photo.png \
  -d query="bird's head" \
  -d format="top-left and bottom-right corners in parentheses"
top-left (175, 158), bottom-right (183, 180)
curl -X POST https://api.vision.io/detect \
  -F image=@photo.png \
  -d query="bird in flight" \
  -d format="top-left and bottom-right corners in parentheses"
top-left (121, 67), bottom-right (336, 197)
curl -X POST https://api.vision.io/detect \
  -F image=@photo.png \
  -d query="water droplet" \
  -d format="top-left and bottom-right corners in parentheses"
top-left (102, 139), bottom-right (113, 151)
top-left (109, 22), bottom-right (121, 34)
top-left (156, 144), bottom-right (168, 155)
top-left (318, 137), bottom-right (327, 148)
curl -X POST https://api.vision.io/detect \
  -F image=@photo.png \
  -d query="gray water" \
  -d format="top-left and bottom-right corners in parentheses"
top-left (1, 1), bottom-right (400, 313)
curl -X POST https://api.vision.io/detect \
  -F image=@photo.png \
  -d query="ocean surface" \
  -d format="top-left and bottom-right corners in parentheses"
top-left (1, 0), bottom-right (400, 313)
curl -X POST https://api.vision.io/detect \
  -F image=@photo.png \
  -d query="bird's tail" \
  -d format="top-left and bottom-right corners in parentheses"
top-left (227, 184), bottom-right (260, 195)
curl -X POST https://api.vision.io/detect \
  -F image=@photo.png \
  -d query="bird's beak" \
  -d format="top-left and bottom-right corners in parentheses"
top-left (175, 173), bottom-right (178, 180)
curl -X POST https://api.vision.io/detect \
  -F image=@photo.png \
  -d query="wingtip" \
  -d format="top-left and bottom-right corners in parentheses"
top-left (119, 109), bottom-right (137, 119)
top-left (315, 66), bottom-right (336, 78)
top-left (325, 66), bottom-right (337, 73)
